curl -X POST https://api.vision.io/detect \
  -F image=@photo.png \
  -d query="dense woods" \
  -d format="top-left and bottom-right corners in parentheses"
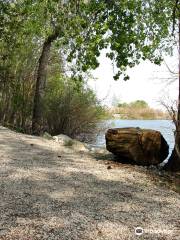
top-left (0, 0), bottom-right (179, 170)
top-left (0, 0), bottom-right (105, 136)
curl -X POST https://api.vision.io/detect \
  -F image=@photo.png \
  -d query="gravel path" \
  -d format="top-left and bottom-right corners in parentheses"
top-left (0, 126), bottom-right (180, 240)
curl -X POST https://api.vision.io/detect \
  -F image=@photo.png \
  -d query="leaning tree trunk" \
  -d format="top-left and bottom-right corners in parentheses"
top-left (32, 31), bottom-right (59, 135)
top-left (164, 17), bottom-right (180, 171)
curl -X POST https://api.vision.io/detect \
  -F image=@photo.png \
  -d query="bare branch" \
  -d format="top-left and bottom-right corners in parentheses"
top-left (159, 96), bottom-right (177, 127)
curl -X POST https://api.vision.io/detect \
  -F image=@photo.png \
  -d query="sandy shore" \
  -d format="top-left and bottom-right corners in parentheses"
top-left (0, 126), bottom-right (179, 240)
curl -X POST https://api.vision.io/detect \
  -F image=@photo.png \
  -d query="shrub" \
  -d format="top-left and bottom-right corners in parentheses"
top-left (116, 100), bottom-right (168, 119)
top-left (44, 75), bottom-right (106, 138)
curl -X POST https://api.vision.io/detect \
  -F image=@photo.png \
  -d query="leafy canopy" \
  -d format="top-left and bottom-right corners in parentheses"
top-left (70, 0), bottom-right (177, 80)
top-left (1, 0), bottom-right (178, 80)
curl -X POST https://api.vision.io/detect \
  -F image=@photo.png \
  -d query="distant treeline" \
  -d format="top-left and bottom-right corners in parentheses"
top-left (110, 100), bottom-right (169, 120)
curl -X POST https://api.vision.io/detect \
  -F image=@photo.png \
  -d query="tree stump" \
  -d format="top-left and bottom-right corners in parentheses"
top-left (105, 128), bottom-right (169, 166)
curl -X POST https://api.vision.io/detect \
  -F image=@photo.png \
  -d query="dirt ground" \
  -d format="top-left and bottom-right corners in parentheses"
top-left (0, 126), bottom-right (180, 240)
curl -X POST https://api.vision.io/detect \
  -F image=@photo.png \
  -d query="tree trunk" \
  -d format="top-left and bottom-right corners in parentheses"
top-left (164, 17), bottom-right (180, 171)
top-left (32, 32), bottom-right (59, 135)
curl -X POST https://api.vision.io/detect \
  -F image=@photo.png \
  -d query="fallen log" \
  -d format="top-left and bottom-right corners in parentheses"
top-left (105, 128), bottom-right (169, 166)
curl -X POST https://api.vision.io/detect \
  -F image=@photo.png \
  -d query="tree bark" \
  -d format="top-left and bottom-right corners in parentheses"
top-left (164, 17), bottom-right (180, 171)
top-left (32, 31), bottom-right (59, 135)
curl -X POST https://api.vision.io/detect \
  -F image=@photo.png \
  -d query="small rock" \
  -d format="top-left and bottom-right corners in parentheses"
top-left (53, 134), bottom-right (72, 144)
top-left (107, 165), bottom-right (112, 170)
top-left (43, 132), bottom-right (53, 140)
top-left (53, 134), bottom-right (89, 152)
top-left (71, 140), bottom-right (89, 152)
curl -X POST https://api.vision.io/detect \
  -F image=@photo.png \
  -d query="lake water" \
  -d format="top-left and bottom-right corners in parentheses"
top-left (92, 120), bottom-right (175, 158)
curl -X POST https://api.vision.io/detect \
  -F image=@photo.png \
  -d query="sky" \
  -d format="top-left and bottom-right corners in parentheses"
top-left (89, 51), bottom-right (178, 109)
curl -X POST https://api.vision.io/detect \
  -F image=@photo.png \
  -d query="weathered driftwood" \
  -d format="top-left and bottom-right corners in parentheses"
top-left (105, 128), bottom-right (169, 166)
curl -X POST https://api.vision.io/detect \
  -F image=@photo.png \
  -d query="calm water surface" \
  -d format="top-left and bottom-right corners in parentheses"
top-left (92, 120), bottom-right (175, 157)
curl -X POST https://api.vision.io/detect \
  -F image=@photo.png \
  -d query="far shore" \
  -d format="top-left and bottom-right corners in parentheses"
top-left (105, 101), bottom-right (170, 121)
top-left (110, 113), bottom-right (170, 120)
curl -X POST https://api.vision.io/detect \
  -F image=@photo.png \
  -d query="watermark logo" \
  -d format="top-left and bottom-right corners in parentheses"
top-left (135, 227), bottom-right (144, 236)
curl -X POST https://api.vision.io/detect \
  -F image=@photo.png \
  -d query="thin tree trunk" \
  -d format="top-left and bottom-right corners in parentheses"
top-left (32, 31), bottom-right (59, 135)
top-left (164, 17), bottom-right (180, 171)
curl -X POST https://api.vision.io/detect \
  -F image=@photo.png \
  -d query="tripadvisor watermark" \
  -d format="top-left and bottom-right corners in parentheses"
top-left (134, 226), bottom-right (175, 236)
top-left (135, 227), bottom-right (143, 236)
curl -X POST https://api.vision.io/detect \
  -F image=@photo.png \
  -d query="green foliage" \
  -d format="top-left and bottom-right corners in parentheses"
top-left (0, 0), bottom-right (178, 134)
top-left (130, 100), bottom-right (149, 108)
top-left (44, 74), bottom-right (106, 137)
top-left (118, 100), bottom-right (148, 108)
top-left (1, 0), bottom-right (177, 81)
top-left (69, 0), bottom-right (177, 80)
top-left (117, 100), bottom-right (168, 120)
top-left (0, 32), bottom-right (106, 135)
